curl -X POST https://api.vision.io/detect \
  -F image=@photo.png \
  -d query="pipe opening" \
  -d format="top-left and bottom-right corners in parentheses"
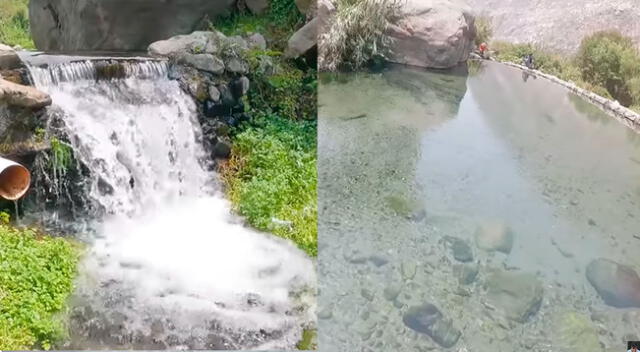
top-left (0, 164), bottom-right (31, 200)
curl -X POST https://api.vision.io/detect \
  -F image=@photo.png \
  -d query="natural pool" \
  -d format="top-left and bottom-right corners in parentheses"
top-left (318, 61), bottom-right (640, 351)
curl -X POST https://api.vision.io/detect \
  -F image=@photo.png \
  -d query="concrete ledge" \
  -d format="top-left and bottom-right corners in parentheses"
top-left (499, 60), bottom-right (640, 133)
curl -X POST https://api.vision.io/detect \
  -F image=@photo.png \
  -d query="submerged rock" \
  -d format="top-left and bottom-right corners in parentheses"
top-left (450, 237), bottom-right (473, 262)
top-left (386, 0), bottom-right (475, 69)
top-left (403, 303), bottom-right (461, 348)
top-left (484, 271), bottom-right (543, 323)
top-left (586, 258), bottom-right (640, 308)
top-left (551, 311), bottom-right (601, 352)
top-left (456, 263), bottom-right (479, 285)
top-left (474, 221), bottom-right (514, 254)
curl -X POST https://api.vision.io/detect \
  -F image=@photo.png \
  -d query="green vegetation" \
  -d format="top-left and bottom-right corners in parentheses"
top-left (213, 0), bottom-right (303, 51)
top-left (491, 31), bottom-right (640, 112)
top-left (319, 0), bottom-right (403, 71)
top-left (474, 15), bottom-right (493, 46)
top-left (222, 114), bottom-right (317, 256)
top-left (49, 137), bottom-right (74, 176)
top-left (0, 0), bottom-right (34, 49)
top-left (296, 329), bottom-right (317, 350)
top-left (0, 222), bottom-right (81, 350)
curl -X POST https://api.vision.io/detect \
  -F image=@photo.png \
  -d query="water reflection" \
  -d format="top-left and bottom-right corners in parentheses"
top-left (319, 61), bottom-right (640, 351)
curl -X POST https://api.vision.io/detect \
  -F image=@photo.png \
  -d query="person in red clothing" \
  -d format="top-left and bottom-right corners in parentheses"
top-left (479, 42), bottom-right (488, 59)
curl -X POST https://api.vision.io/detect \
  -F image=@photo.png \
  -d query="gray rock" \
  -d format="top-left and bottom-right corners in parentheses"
top-left (484, 271), bottom-right (543, 323)
top-left (149, 32), bottom-right (209, 57)
top-left (456, 263), bottom-right (479, 285)
top-left (227, 36), bottom-right (249, 51)
top-left (0, 79), bottom-right (51, 109)
top-left (218, 85), bottom-right (236, 107)
top-left (246, 33), bottom-right (267, 50)
top-left (450, 238), bottom-right (473, 262)
top-left (474, 221), bottom-right (514, 254)
top-left (383, 285), bottom-right (401, 301)
top-left (237, 76), bottom-right (250, 96)
top-left (209, 86), bottom-right (221, 102)
top-left (177, 53), bottom-right (225, 74)
top-left (284, 17), bottom-right (318, 58)
top-left (295, 0), bottom-right (315, 17)
top-left (226, 58), bottom-right (248, 74)
top-left (0, 43), bottom-right (22, 70)
top-left (386, 0), bottom-right (475, 69)
top-left (246, 0), bottom-right (270, 15)
top-left (30, 0), bottom-right (235, 51)
top-left (403, 303), bottom-right (461, 348)
top-left (586, 258), bottom-right (640, 308)
top-left (213, 139), bottom-right (231, 158)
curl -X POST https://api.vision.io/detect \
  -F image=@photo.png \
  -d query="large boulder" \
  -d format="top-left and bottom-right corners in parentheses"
top-left (284, 18), bottom-right (318, 59)
top-left (0, 79), bottom-right (51, 109)
top-left (29, 0), bottom-right (235, 51)
top-left (386, 0), bottom-right (476, 69)
top-left (0, 44), bottom-right (22, 70)
top-left (586, 258), bottom-right (640, 308)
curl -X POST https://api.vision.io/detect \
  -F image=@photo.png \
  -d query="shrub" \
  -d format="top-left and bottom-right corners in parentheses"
top-left (0, 0), bottom-right (34, 49)
top-left (0, 224), bottom-right (81, 350)
top-left (576, 30), bottom-right (640, 107)
top-left (222, 115), bottom-right (317, 256)
top-left (474, 15), bottom-right (493, 46)
top-left (319, 0), bottom-right (404, 71)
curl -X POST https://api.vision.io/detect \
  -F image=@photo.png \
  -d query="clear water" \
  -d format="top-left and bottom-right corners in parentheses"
top-left (29, 61), bottom-right (315, 350)
top-left (318, 61), bottom-right (640, 351)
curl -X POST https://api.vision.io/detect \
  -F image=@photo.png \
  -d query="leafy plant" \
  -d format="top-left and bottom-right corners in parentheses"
top-left (49, 138), bottom-right (73, 176)
top-left (474, 15), bottom-right (493, 46)
top-left (576, 30), bottom-right (640, 107)
top-left (221, 114), bottom-right (317, 256)
top-left (0, 224), bottom-right (81, 350)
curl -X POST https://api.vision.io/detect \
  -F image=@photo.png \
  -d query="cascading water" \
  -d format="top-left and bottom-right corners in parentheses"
top-left (28, 60), bottom-right (316, 350)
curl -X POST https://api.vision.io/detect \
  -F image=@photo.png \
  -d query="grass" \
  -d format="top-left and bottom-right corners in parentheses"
top-left (212, 0), bottom-right (304, 51)
top-left (319, 0), bottom-right (403, 71)
top-left (490, 31), bottom-right (640, 112)
top-left (221, 114), bottom-right (317, 256)
top-left (0, 221), bottom-right (81, 350)
top-left (0, 0), bottom-right (34, 49)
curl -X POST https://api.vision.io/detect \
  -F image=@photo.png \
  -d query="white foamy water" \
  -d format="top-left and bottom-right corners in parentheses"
top-left (29, 60), bottom-right (315, 349)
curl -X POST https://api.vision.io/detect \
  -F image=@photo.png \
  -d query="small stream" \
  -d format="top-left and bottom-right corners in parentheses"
top-left (318, 61), bottom-right (640, 351)
top-left (26, 59), bottom-right (315, 350)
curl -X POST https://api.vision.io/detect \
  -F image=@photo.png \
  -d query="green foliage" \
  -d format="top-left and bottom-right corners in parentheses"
top-left (244, 49), bottom-right (317, 120)
top-left (0, 224), bottom-right (81, 350)
top-left (319, 0), bottom-right (403, 71)
top-left (493, 32), bottom-right (640, 109)
top-left (0, 211), bottom-right (10, 224)
top-left (296, 329), bottom-right (317, 350)
top-left (576, 30), bottom-right (640, 107)
top-left (49, 138), bottom-right (73, 176)
top-left (474, 15), bottom-right (493, 46)
top-left (222, 114), bottom-right (317, 256)
top-left (0, 0), bottom-right (34, 49)
top-left (269, 0), bottom-right (304, 29)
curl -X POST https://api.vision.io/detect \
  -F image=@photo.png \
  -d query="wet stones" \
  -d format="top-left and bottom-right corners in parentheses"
top-left (484, 271), bottom-right (543, 323)
top-left (551, 311), bottom-right (601, 352)
top-left (455, 263), bottom-right (479, 285)
top-left (449, 237), bottom-right (473, 262)
top-left (586, 258), bottom-right (640, 308)
top-left (403, 303), bottom-right (461, 348)
top-left (474, 221), bottom-right (514, 254)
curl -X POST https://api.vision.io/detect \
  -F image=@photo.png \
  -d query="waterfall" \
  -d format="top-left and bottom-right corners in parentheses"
top-left (28, 60), bottom-right (315, 350)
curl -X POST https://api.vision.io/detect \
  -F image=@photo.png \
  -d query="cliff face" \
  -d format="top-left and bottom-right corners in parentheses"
top-left (467, 0), bottom-right (640, 53)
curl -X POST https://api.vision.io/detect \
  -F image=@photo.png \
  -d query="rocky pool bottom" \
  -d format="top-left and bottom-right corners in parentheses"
top-left (318, 62), bottom-right (640, 352)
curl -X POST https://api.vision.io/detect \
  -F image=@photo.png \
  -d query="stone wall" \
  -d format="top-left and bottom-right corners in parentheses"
top-left (498, 60), bottom-right (640, 133)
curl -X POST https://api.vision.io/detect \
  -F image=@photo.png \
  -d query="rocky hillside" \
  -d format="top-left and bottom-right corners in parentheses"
top-left (467, 0), bottom-right (640, 53)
